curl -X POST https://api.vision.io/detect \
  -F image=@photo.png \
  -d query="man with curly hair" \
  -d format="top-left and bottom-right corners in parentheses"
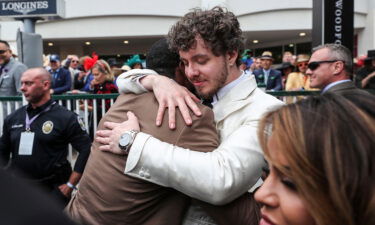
top-left (97, 7), bottom-right (283, 224)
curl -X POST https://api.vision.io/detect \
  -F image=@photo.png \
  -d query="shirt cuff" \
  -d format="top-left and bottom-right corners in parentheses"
top-left (124, 132), bottom-right (151, 173)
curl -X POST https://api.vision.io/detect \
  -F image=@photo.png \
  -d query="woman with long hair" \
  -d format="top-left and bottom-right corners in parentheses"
top-left (255, 93), bottom-right (375, 225)
top-left (82, 59), bottom-right (117, 138)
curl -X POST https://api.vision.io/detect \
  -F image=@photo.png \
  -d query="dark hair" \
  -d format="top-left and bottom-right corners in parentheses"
top-left (146, 38), bottom-right (180, 79)
top-left (0, 40), bottom-right (10, 48)
top-left (168, 6), bottom-right (244, 66)
top-left (258, 93), bottom-right (375, 225)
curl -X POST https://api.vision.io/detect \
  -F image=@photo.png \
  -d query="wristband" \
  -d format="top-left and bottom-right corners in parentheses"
top-left (66, 182), bottom-right (78, 190)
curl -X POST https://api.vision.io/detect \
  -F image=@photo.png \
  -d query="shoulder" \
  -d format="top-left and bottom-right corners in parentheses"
top-left (13, 60), bottom-right (27, 70)
top-left (271, 69), bottom-right (281, 76)
top-left (4, 106), bottom-right (26, 121)
top-left (249, 88), bottom-right (285, 111)
top-left (59, 68), bottom-right (70, 75)
top-left (253, 69), bottom-right (262, 75)
top-left (51, 103), bottom-right (77, 118)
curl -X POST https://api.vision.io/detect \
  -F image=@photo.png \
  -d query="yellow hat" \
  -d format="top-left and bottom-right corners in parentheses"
top-left (296, 54), bottom-right (310, 63)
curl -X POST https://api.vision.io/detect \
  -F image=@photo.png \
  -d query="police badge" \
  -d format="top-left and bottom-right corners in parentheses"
top-left (42, 121), bottom-right (54, 134)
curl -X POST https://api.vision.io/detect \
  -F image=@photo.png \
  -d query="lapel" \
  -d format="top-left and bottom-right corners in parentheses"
top-left (266, 70), bottom-right (275, 87)
top-left (213, 75), bottom-right (257, 123)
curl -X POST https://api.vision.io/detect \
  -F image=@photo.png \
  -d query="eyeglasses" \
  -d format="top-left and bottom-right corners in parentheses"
top-left (298, 62), bottom-right (308, 67)
top-left (307, 60), bottom-right (341, 71)
top-left (0, 49), bottom-right (9, 54)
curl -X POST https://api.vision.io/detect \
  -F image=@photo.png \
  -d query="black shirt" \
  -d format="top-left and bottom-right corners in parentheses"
top-left (0, 100), bottom-right (91, 179)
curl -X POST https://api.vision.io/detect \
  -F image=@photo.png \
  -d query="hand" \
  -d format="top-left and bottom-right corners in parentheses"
top-left (146, 75), bottom-right (201, 129)
top-left (96, 111), bottom-right (140, 154)
top-left (91, 79), bottom-right (100, 87)
top-left (78, 71), bottom-right (86, 80)
top-left (58, 184), bottom-right (73, 198)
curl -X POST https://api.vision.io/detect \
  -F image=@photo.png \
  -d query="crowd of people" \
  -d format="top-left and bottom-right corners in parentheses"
top-left (0, 5), bottom-right (374, 225)
top-left (239, 47), bottom-right (375, 95)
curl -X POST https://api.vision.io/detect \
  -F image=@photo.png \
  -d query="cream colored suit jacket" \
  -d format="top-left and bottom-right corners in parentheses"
top-left (118, 72), bottom-right (284, 205)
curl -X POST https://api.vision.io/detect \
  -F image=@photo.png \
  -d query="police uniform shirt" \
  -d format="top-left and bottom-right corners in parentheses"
top-left (0, 99), bottom-right (91, 179)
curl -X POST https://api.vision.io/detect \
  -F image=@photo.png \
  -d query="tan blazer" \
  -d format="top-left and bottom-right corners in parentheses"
top-left (66, 93), bottom-right (219, 225)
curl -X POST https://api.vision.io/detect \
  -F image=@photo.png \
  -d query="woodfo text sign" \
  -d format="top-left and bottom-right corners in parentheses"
top-left (312, 0), bottom-right (354, 52)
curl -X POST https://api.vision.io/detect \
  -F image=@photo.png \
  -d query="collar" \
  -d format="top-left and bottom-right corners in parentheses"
top-left (50, 68), bottom-right (60, 73)
top-left (263, 69), bottom-right (271, 74)
top-left (212, 72), bottom-right (247, 105)
top-left (26, 99), bottom-right (54, 117)
top-left (322, 79), bottom-right (351, 93)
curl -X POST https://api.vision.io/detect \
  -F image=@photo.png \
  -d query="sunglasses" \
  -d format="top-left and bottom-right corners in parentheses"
top-left (71, 60), bottom-right (79, 63)
top-left (0, 49), bottom-right (9, 54)
top-left (298, 62), bottom-right (308, 67)
top-left (307, 60), bottom-right (340, 71)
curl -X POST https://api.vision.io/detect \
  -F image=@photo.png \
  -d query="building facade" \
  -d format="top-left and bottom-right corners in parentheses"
top-left (0, 0), bottom-right (374, 61)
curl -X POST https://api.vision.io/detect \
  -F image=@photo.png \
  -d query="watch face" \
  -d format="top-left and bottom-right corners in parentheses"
top-left (119, 133), bottom-right (131, 147)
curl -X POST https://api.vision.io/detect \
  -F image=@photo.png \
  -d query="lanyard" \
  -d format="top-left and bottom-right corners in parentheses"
top-left (25, 102), bottom-right (55, 131)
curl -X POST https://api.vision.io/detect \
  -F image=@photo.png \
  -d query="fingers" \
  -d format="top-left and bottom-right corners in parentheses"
top-left (156, 104), bottom-right (166, 126)
top-left (96, 136), bottom-right (110, 145)
top-left (103, 121), bottom-right (119, 130)
top-left (188, 91), bottom-right (201, 103)
top-left (96, 129), bottom-right (112, 138)
top-left (167, 105), bottom-right (176, 129)
top-left (185, 95), bottom-right (202, 117)
top-left (176, 98), bottom-right (192, 126)
top-left (98, 144), bottom-right (111, 152)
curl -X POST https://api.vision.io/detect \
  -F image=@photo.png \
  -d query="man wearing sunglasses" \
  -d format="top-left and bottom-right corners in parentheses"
top-left (0, 40), bottom-right (27, 98)
top-left (307, 43), bottom-right (371, 95)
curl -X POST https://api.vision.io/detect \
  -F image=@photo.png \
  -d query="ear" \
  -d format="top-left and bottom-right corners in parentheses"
top-left (226, 50), bottom-right (238, 66)
top-left (43, 80), bottom-right (51, 90)
top-left (333, 61), bottom-right (345, 75)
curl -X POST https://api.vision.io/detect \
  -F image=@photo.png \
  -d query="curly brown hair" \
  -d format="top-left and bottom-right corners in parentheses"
top-left (167, 6), bottom-right (244, 66)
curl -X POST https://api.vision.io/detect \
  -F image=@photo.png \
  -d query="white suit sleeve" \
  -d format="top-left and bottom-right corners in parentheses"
top-left (124, 122), bottom-right (265, 205)
top-left (116, 69), bottom-right (157, 94)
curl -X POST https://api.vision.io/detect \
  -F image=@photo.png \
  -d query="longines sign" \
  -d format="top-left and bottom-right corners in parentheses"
top-left (0, 0), bottom-right (64, 18)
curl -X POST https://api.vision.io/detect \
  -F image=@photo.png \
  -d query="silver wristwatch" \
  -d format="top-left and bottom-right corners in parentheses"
top-left (118, 130), bottom-right (139, 154)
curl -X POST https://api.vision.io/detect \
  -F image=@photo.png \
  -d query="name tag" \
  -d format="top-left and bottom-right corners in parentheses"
top-left (19, 132), bottom-right (35, 155)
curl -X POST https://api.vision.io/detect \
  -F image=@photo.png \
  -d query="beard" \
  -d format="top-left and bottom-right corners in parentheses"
top-left (194, 60), bottom-right (229, 99)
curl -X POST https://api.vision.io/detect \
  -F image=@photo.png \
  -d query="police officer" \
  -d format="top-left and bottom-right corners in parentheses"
top-left (0, 67), bottom-right (91, 208)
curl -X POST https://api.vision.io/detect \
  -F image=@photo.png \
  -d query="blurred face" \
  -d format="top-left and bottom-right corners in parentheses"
top-left (50, 60), bottom-right (60, 70)
top-left (297, 61), bottom-right (308, 74)
top-left (133, 63), bottom-right (142, 69)
top-left (20, 70), bottom-right (49, 104)
top-left (283, 67), bottom-right (293, 76)
top-left (283, 52), bottom-right (293, 63)
top-left (306, 48), bottom-right (341, 89)
top-left (255, 58), bottom-right (262, 69)
top-left (255, 136), bottom-right (315, 225)
top-left (70, 56), bottom-right (79, 69)
top-left (261, 58), bottom-right (273, 70)
top-left (0, 42), bottom-right (12, 65)
top-left (179, 37), bottom-right (231, 99)
top-left (92, 68), bottom-right (106, 84)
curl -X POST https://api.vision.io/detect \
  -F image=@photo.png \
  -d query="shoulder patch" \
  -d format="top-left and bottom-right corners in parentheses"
top-left (42, 121), bottom-right (54, 134)
top-left (77, 116), bottom-right (86, 131)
